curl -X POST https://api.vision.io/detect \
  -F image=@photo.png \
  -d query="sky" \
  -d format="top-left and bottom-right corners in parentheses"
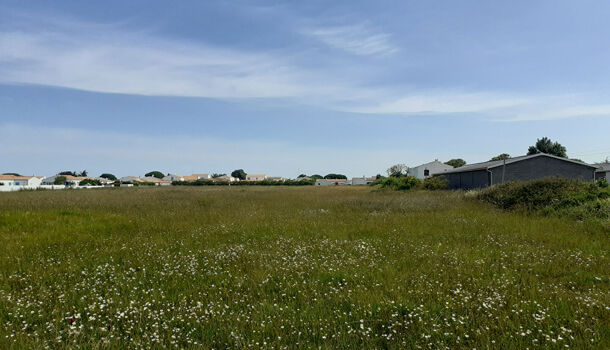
top-left (1, 0), bottom-right (610, 178)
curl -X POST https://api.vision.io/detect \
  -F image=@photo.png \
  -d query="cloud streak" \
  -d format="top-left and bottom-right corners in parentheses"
top-left (303, 24), bottom-right (398, 56)
top-left (1, 13), bottom-right (609, 121)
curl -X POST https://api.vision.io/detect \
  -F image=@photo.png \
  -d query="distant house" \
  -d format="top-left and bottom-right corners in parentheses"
top-left (120, 176), bottom-right (141, 183)
top-left (182, 174), bottom-right (211, 182)
top-left (121, 176), bottom-right (170, 186)
top-left (95, 177), bottom-right (115, 185)
top-left (351, 177), bottom-right (376, 185)
top-left (142, 177), bottom-right (172, 186)
top-left (435, 153), bottom-right (598, 190)
top-left (162, 174), bottom-right (184, 182)
top-left (212, 175), bottom-right (237, 182)
top-left (0, 175), bottom-right (44, 187)
top-left (42, 175), bottom-right (87, 186)
top-left (595, 163), bottom-right (610, 181)
top-left (407, 160), bottom-right (453, 179)
top-left (315, 179), bottom-right (350, 186)
top-left (246, 174), bottom-right (267, 181)
top-left (267, 176), bottom-right (285, 182)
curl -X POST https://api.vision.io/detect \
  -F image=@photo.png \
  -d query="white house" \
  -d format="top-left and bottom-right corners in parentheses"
top-left (267, 176), bottom-right (285, 182)
top-left (0, 175), bottom-right (44, 187)
top-left (162, 174), bottom-right (184, 182)
top-left (142, 176), bottom-right (172, 185)
top-left (120, 176), bottom-right (141, 183)
top-left (315, 178), bottom-right (350, 186)
top-left (246, 174), bottom-right (267, 181)
top-left (212, 175), bottom-right (237, 182)
top-left (351, 176), bottom-right (376, 185)
top-left (182, 174), bottom-right (211, 182)
top-left (407, 160), bottom-right (454, 179)
top-left (42, 175), bottom-right (87, 186)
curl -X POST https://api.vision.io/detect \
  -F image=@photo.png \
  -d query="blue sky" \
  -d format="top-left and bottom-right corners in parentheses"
top-left (1, 0), bottom-right (609, 178)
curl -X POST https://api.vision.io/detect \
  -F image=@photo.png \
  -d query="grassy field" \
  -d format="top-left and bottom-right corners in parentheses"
top-left (0, 186), bottom-right (608, 349)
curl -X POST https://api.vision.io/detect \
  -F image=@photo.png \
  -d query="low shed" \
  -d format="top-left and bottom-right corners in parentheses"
top-left (436, 153), bottom-right (597, 190)
top-left (595, 163), bottom-right (610, 181)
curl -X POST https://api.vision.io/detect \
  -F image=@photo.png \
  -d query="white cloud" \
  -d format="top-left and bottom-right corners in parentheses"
top-left (343, 92), bottom-right (530, 115)
top-left (0, 30), bottom-right (306, 99)
top-left (303, 24), bottom-right (398, 56)
top-left (1, 14), bottom-right (608, 121)
top-left (509, 104), bottom-right (610, 121)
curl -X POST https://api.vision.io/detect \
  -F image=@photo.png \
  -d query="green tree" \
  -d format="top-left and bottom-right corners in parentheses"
top-left (2, 172), bottom-right (21, 176)
top-left (231, 169), bottom-right (247, 180)
top-left (311, 174), bottom-right (323, 180)
top-left (79, 178), bottom-right (102, 186)
top-left (386, 164), bottom-right (408, 177)
top-left (59, 171), bottom-right (76, 176)
top-left (99, 173), bottom-right (117, 181)
top-left (54, 176), bottom-right (67, 185)
top-left (297, 174), bottom-right (307, 178)
top-left (527, 137), bottom-right (567, 158)
top-left (490, 153), bottom-right (511, 161)
top-left (445, 159), bottom-right (466, 168)
top-left (145, 171), bottom-right (165, 179)
top-left (212, 173), bottom-right (226, 178)
top-left (324, 174), bottom-right (347, 179)
top-left (78, 170), bottom-right (88, 177)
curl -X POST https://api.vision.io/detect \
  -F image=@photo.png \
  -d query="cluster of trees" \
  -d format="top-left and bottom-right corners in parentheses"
top-left (100, 173), bottom-right (117, 181)
top-left (231, 169), bottom-right (246, 180)
top-left (527, 137), bottom-right (567, 158)
top-left (145, 171), bottom-right (165, 179)
top-left (298, 174), bottom-right (323, 180)
top-left (79, 178), bottom-right (102, 186)
top-left (59, 170), bottom-right (88, 177)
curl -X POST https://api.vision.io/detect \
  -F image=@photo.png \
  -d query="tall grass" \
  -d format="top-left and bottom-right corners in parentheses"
top-left (0, 187), bottom-right (607, 349)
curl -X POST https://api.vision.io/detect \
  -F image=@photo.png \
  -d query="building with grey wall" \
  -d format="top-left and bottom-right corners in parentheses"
top-left (595, 163), bottom-right (610, 181)
top-left (436, 153), bottom-right (597, 190)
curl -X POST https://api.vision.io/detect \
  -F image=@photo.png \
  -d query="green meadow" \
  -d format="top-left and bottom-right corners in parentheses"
top-left (0, 186), bottom-right (607, 349)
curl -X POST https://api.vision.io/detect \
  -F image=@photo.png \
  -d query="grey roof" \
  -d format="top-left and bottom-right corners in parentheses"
top-left (439, 153), bottom-right (597, 175)
top-left (595, 163), bottom-right (610, 171)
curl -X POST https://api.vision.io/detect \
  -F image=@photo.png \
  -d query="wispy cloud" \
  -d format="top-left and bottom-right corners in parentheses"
top-left (0, 30), bottom-right (306, 99)
top-left (343, 92), bottom-right (530, 115)
top-left (1, 12), bottom-right (608, 122)
top-left (303, 24), bottom-right (398, 56)
top-left (509, 104), bottom-right (610, 121)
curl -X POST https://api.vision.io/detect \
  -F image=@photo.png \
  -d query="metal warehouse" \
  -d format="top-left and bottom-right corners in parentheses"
top-left (435, 153), bottom-right (598, 190)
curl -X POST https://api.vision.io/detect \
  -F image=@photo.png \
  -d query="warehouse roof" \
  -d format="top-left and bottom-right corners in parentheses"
top-left (439, 153), bottom-right (597, 175)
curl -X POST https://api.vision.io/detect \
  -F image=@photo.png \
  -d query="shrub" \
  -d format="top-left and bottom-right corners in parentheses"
top-left (598, 177), bottom-right (609, 189)
top-left (421, 177), bottom-right (449, 190)
top-left (54, 176), bottom-right (67, 185)
top-left (376, 176), bottom-right (421, 191)
top-left (79, 178), bottom-right (102, 186)
top-left (478, 178), bottom-right (610, 221)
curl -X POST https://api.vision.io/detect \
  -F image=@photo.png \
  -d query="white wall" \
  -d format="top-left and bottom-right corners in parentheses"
top-left (0, 185), bottom-right (66, 192)
top-left (408, 161), bottom-right (454, 179)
